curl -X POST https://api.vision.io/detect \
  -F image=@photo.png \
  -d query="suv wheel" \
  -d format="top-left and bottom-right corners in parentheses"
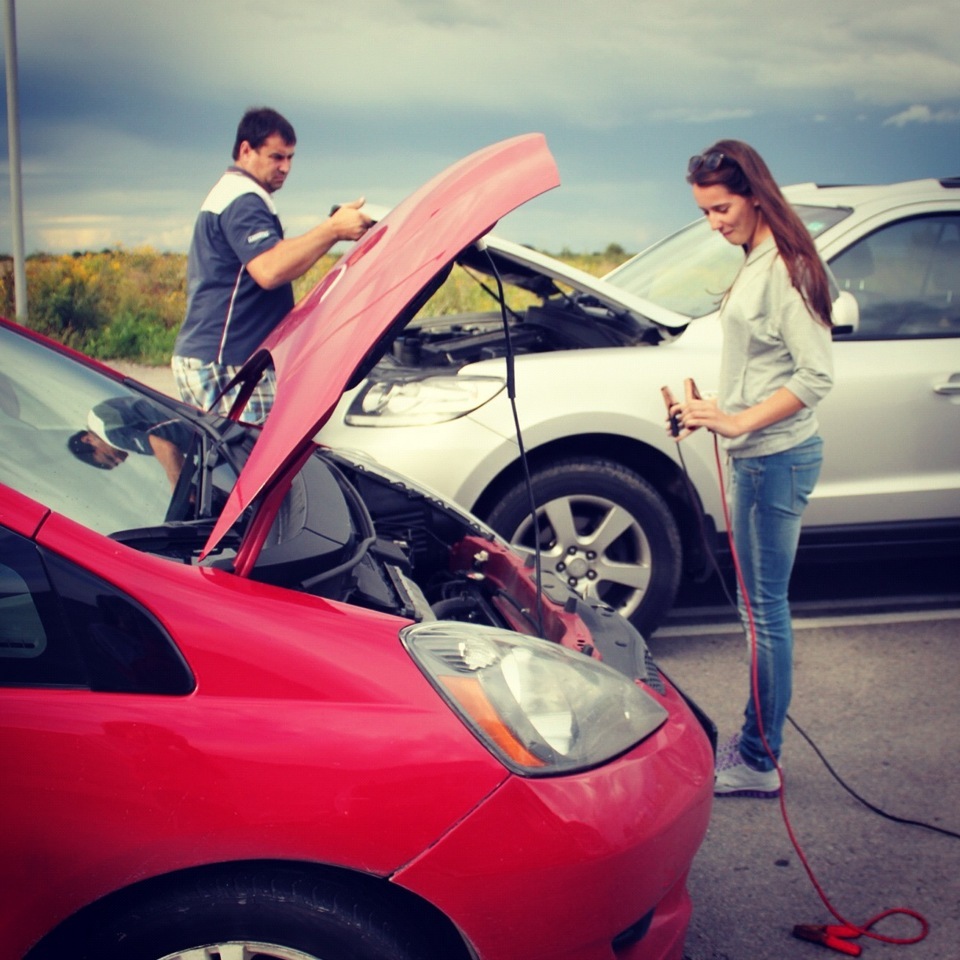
top-left (486, 457), bottom-right (682, 636)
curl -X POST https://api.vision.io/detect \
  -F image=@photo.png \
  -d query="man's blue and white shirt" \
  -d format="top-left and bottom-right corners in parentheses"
top-left (175, 167), bottom-right (294, 366)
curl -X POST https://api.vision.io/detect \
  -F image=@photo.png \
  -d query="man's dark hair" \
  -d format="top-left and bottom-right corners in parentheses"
top-left (232, 107), bottom-right (296, 160)
top-left (68, 430), bottom-right (106, 468)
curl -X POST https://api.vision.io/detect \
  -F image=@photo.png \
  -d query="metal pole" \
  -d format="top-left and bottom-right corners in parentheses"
top-left (4, 0), bottom-right (27, 319)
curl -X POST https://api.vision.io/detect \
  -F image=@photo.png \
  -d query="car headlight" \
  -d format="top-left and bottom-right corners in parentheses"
top-left (401, 621), bottom-right (668, 776)
top-left (345, 375), bottom-right (505, 426)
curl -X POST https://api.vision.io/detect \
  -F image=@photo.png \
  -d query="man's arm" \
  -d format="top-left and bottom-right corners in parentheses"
top-left (246, 198), bottom-right (371, 290)
top-left (148, 435), bottom-right (186, 489)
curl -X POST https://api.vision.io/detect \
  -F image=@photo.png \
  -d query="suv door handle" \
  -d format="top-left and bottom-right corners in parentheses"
top-left (934, 374), bottom-right (960, 395)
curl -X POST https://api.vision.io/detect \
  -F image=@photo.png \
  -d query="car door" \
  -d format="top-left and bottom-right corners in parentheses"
top-left (810, 209), bottom-right (960, 529)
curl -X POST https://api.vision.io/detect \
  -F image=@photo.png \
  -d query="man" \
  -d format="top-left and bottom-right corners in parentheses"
top-left (68, 397), bottom-right (193, 489)
top-left (172, 106), bottom-right (371, 422)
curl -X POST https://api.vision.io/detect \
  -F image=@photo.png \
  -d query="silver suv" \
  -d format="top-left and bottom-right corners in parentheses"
top-left (319, 177), bottom-right (960, 634)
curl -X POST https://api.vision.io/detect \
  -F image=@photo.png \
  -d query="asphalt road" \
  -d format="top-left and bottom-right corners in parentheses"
top-left (649, 600), bottom-right (960, 960)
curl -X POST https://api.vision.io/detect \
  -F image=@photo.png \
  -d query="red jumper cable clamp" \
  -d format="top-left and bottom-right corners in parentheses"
top-left (792, 923), bottom-right (863, 957)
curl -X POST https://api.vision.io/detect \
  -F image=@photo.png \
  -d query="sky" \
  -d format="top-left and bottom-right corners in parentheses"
top-left (1, 0), bottom-right (958, 256)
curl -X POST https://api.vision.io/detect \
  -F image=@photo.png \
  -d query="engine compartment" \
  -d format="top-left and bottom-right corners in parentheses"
top-left (386, 298), bottom-right (659, 372)
top-left (107, 417), bottom-right (655, 683)
top-left (267, 448), bottom-right (658, 683)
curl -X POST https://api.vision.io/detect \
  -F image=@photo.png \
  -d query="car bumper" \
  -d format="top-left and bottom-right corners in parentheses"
top-left (392, 681), bottom-right (714, 960)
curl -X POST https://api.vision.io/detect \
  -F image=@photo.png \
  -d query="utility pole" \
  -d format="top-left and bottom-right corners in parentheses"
top-left (4, 0), bottom-right (27, 319)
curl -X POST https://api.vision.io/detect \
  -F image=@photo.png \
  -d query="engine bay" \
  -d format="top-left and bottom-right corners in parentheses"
top-left (108, 435), bottom-right (654, 683)
top-left (387, 299), bottom-right (660, 371)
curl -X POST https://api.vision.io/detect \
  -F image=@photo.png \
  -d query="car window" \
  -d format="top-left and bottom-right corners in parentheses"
top-left (830, 214), bottom-right (960, 339)
top-left (605, 204), bottom-right (851, 318)
top-left (0, 326), bottom-right (202, 534)
top-left (0, 527), bottom-right (194, 693)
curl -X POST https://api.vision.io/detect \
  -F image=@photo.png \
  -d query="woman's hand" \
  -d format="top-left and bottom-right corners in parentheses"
top-left (668, 384), bottom-right (806, 441)
top-left (673, 394), bottom-right (737, 439)
top-left (667, 393), bottom-right (743, 440)
top-left (664, 377), bottom-right (736, 440)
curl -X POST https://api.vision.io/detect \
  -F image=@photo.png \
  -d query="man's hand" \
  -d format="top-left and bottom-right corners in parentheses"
top-left (330, 197), bottom-right (372, 242)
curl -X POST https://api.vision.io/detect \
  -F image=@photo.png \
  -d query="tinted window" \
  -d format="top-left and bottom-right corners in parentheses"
top-left (830, 215), bottom-right (960, 339)
top-left (0, 528), bottom-right (193, 694)
top-left (0, 529), bottom-right (85, 686)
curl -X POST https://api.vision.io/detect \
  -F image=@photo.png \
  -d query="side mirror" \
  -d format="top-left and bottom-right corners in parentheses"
top-left (831, 290), bottom-right (859, 337)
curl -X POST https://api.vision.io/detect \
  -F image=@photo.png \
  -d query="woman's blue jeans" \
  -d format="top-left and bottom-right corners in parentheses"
top-left (730, 435), bottom-right (823, 771)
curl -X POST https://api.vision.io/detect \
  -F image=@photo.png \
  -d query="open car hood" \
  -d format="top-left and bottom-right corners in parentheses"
top-left (202, 134), bottom-right (560, 561)
top-left (460, 234), bottom-right (690, 330)
top-left (357, 202), bottom-right (689, 332)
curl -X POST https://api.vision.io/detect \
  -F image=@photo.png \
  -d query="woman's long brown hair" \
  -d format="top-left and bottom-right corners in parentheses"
top-left (687, 139), bottom-right (833, 327)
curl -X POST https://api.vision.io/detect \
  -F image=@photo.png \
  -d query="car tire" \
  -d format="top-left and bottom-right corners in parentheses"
top-left (486, 458), bottom-right (682, 636)
top-left (53, 868), bottom-right (443, 960)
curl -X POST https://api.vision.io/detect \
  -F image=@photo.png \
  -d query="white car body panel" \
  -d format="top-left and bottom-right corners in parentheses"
top-left (318, 176), bottom-right (960, 630)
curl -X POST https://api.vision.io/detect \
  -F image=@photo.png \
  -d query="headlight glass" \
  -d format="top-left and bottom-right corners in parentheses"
top-left (346, 376), bottom-right (504, 426)
top-left (401, 621), bottom-right (668, 776)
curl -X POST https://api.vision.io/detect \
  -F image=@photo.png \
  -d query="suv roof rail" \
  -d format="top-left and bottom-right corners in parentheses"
top-left (810, 178), bottom-right (960, 191)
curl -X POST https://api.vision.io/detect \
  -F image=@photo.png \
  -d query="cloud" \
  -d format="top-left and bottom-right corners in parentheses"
top-left (13, 0), bottom-right (960, 123)
top-left (3, 0), bottom-right (959, 254)
top-left (882, 104), bottom-right (960, 126)
top-left (649, 108), bottom-right (756, 125)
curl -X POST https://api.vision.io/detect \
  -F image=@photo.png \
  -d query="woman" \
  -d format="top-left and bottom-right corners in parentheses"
top-left (673, 140), bottom-right (834, 798)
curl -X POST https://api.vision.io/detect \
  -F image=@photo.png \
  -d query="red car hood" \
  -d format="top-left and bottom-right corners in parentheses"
top-left (203, 134), bottom-right (560, 561)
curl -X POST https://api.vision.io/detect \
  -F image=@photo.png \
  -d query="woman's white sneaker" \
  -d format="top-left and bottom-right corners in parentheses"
top-left (714, 750), bottom-right (781, 799)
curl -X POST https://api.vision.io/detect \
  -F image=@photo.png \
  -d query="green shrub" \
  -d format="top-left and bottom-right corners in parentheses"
top-left (26, 253), bottom-right (111, 345)
top-left (9, 245), bottom-right (631, 363)
top-left (86, 309), bottom-right (179, 364)
top-left (10, 249), bottom-right (185, 362)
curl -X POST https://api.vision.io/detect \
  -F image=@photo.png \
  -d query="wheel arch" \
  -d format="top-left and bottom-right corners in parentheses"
top-left (471, 432), bottom-right (717, 581)
top-left (25, 859), bottom-right (472, 960)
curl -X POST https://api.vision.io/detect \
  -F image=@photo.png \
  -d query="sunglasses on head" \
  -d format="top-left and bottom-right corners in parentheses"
top-left (687, 151), bottom-right (727, 175)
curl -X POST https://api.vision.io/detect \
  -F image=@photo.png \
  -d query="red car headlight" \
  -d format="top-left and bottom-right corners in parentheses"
top-left (401, 621), bottom-right (668, 776)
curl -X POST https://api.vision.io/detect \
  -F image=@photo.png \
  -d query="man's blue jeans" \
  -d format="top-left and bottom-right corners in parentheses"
top-left (730, 435), bottom-right (823, 771)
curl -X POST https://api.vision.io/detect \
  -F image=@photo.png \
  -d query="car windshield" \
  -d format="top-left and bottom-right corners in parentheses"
top-left (0, 326), bottom-right (209, 535)
top-left (604, 204), bottom-right (852, 319)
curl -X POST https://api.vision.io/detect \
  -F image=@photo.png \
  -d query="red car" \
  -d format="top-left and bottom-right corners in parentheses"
top-left (0, 135), bottom-right (713, 960)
